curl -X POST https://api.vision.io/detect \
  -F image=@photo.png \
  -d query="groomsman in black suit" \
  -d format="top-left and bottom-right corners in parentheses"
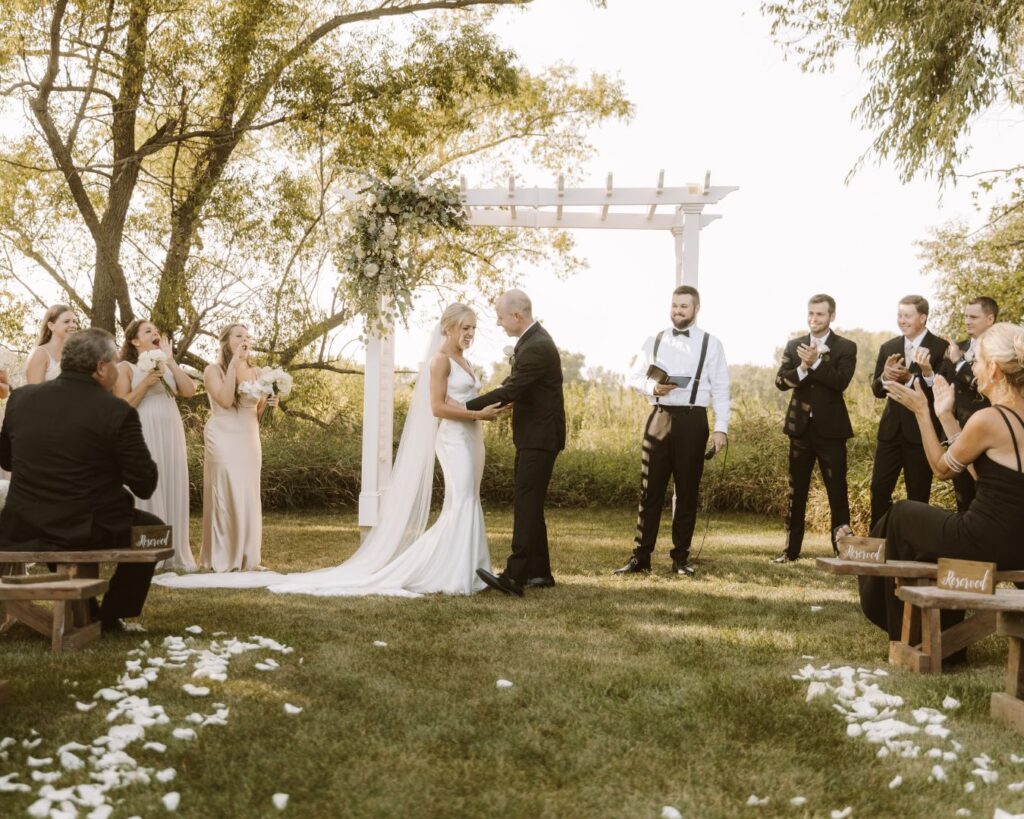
top-left (467, 290), bottom-right (565, 597)
top-left (869, 295), bottom-right (949, 527)
top-left (772, 295), bottom-right (857, 563)
top-left (0, 329), bottom-right (162, 632)
top-left (940, 296), bottom-right (998, 511)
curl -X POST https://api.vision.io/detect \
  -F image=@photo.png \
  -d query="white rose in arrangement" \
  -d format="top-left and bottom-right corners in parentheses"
top-left (238, 380), bottom-right (272, 400)
top-left (258, 367), bottom-right (294, 398)
top-left (137, 349), bottom-right (167, 373)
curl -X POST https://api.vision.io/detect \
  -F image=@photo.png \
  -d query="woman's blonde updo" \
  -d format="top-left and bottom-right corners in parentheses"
top-left (439, 303), bottom-right (475, 337)
top-left (977, 322), bottom-right (1024, 394)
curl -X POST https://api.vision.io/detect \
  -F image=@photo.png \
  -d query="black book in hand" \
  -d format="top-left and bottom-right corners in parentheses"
top-left (647, 364), bottom-right (691, 388)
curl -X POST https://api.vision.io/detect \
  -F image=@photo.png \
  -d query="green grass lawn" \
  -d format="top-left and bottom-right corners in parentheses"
top-left (3, 508), bottom-right (1024, 818)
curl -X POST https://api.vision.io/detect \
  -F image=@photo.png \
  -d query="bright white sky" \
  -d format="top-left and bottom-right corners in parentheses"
top-left (383, 0), bottom-right (1021, 374)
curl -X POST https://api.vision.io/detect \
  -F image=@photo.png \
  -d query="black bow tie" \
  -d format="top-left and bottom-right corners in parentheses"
top-left (672, 328), bottom-right (690, 337)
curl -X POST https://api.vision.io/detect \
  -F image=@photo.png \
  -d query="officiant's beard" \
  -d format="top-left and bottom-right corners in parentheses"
top-left (671, 316), bottom-right (695, 330)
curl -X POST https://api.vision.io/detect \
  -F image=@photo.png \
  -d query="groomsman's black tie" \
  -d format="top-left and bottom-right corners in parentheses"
top-left (673, 328), bottom-right (690, 337)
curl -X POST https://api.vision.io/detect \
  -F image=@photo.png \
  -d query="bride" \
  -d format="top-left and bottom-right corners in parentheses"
top-left (154, 303), bottom-right (508, 597)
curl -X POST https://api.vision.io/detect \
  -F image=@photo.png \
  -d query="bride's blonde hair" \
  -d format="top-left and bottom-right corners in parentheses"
top-left (440, 303), bottom-right (475, 337)
top-left (976, 322), bottom-right (1024, 395)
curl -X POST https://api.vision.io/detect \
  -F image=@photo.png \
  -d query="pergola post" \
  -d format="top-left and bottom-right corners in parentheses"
top-left (672, 206), bottom-right (703, 287)
top-left (358, 318), bottom-right (395, 533)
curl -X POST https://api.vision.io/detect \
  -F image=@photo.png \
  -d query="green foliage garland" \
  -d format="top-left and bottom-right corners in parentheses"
top-left (339, 176), bottom-right (467, 333)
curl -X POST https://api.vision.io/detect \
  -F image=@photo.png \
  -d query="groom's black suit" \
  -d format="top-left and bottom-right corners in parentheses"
top-left (466, 322), bottom-right (565, 585)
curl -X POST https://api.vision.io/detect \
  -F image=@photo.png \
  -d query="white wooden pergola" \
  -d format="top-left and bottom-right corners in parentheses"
top-left (358, 171), bottom-right (737, 528)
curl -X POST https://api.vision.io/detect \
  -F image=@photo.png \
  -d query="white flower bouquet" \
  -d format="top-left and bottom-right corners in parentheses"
top-left (137, 349), bottom-right (167, 373)
top-left (258, 367), bottom-right (293, 398)
top-left (237, 380), bottom-right (272, 401)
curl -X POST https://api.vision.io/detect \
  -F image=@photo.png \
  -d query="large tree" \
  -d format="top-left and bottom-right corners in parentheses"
top-left (0, 0), bottom-right (625, 369)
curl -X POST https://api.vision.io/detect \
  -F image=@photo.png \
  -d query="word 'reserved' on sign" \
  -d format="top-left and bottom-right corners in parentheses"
top-left (130, 525), bottom-right (173, 550)
top-left (837, 536), bottom-right (886, 564)
top-left (936, 558), bottom-right (996, 595)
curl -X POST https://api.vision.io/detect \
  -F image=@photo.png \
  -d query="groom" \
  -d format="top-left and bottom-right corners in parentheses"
top-left (467, 290), bottom-right (565, 597)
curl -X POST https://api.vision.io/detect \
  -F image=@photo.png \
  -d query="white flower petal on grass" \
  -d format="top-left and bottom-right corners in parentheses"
top-left (994, 811), bottom-right (1024, 819)
top-left (56, 742), bottom-right (88, 755)
top-left (59, 751), bottom-right (84, 771)
top-left (182, 684), bottom-right (209, 697)
top-left (1012, 754), bottom-right (1024, 765)
top-left (944, 752), bottom-right (958, 762)
top-left (0, 772), bottom-right (30, 793)
top-left (745, 795), bottom-right (769, 806)
top-left (1009, 782), bottom-right (1024, 793)
top-left (27, 755), bottom-right (52, 767)
top-left (496, 679), bottom-right (514, 689)
top-left (806, 682), bottom-right (828, 702)
top-left (185, 713), bottom-right (204, 725)
top-left (955, 810), bottom-right (970, 817)
top-left (171, 728), bottom-right (196, 741)
top-left (831, 808), bottom-right (852, 819)
top-left (973, 768), bottom-right (999, 784)
top-left (143, 742), bottom-right (167, 753)
top-left (185, 625), bottom-right (202, 635)
top-left (925, 724), bottom-right (951, 739)
top-left (22, 736), bottom-right (42, 749)
top-left (94, 689), bottom-right (124, 702)
top-left (30, 770), bottom-right (61, 783)
top-left (156, 768), bottom-right (176, 783)
top-left (75, 701), bottom-right (97, 712)
top-left (162, 791), bottom-right (180, 811)
top-left (120, 677), bottom-right (148, 692)
top-left (846, 724), bottom-right (863, 738)
top-left (943, 696), bottom-right (961, 710)
top-left (661, 807), bottom-right (682, 819)
top-left (86, 807), bottom-right (113, 819)
top-left (272, 793), bottom-right (289, 811)
top-left (283, 703), bottom-right (303, 716)
top-left (964, 782), bottom-right (976, 794)
top-left (929, 765), bottom-right (945, 782)
top-left (254, 663), bottom-right (277, 672)
top-left (810, 606), bottom-right (823, 612)
top-left (889, 776), bottom-right (903, 789)
top-left (26, 798), bottom-right (52, 818)
top-left (790, 796), bottom-right (807, 807)
top-left (372, 641), bottom-right (387, 648)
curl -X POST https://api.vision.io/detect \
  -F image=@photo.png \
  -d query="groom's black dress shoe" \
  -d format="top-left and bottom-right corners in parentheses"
top-left (771, 552), bottom-right (800, 564)
top-left (525, 576), bottom-right (555, 588)
top-left (671, 560), bottom-right (696, 577)
top-left (476, 569), bottom-right (524, 597)
top-left (613, 556), bottom-right (650, 575)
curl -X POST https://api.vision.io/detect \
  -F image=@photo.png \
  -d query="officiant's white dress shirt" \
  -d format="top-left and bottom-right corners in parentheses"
top-left (628, 325), bottom-right (731, 434)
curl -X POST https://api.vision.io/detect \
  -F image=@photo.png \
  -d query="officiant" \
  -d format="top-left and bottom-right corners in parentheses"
top-left (615, 285), bottom-right (730, 577)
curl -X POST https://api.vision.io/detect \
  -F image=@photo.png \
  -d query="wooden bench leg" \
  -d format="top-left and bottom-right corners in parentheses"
top-left (992, 613), bottom-right (1024, 733)
top-left (890, 579), bottom-right (932, 673)
top-left (921, 607), bottom-right (943, 674)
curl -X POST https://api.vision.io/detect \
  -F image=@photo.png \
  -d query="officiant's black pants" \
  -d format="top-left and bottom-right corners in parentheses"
top-left (86, 509), bottom-right (162, 622)
top-left (505, 448), bottom-right (558, 584)
top-left (633, 405), bottom-right (708, 564)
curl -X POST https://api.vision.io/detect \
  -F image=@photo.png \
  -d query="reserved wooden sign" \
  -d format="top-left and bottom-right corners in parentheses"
top-left (130, 525), bottom-right (172, 550)
top-left (837, 536), bottom-right (886, 564)
top-left (936, 558), bottom-right (996, 595)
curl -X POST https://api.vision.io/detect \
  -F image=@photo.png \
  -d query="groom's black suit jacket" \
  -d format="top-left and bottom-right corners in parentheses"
top-left (466, 322), bottom-right (565, 452)
top-left (775, 332), bottom-right (857, 439)
top-left (871, 331), bottom-right (948, 443)
top-left (0, 371), bottom-right (158, 551)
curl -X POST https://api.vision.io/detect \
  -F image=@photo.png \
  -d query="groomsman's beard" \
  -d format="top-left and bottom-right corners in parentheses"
top-left (671, 317), bottom-right (695, 330)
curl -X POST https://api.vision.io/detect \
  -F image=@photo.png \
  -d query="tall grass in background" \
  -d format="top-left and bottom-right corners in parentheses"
top-left (180, 328), bottom-right (955, 535)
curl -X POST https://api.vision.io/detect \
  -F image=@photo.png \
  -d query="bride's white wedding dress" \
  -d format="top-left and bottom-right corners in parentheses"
top-left (153, 349), bottom-right (490, 597)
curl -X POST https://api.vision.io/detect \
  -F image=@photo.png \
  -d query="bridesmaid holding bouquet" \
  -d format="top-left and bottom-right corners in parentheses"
top-left (115, 320), bottom-right (197, 572)
top-left (201, 324), bottom-right (277, 571)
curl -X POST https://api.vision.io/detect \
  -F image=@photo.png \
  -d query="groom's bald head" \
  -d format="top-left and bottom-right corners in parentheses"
top-left (495, 289), bottom-right (534, 338)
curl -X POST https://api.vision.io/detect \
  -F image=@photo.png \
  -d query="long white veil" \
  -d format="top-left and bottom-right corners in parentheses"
top-left (152, 323), bottom-right (445, 593)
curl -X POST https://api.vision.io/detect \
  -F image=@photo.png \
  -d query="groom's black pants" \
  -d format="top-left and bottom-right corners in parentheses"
top-left (633, 405), bottom-right (708, 564)
top-left (505, 448), bottom-right (558, 584)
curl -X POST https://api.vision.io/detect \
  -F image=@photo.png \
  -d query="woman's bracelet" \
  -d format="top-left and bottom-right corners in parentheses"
top-left (941, 432), bottom-right (960, 447)
top-left (943, 450), bottom-right (966, 474)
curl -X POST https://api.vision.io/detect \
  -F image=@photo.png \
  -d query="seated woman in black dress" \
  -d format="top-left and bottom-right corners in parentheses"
top-left (859, 322), bottom-right (1024, 639)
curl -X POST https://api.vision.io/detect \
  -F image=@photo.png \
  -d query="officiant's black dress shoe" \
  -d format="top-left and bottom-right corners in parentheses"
top-left (671, 560), bottom-right (696, 577)
top-left (771, 552), bottom-right (799, 564)
top-left (525, 576), bottom-right (556, 588)
top-left (613, 556), bottom-right (650, 575)
top-left (476, 569), bottom-right (524, 597)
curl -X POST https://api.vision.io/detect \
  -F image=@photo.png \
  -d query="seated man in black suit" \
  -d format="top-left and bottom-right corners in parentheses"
top-left (0, 328), bottom-right (161, 632)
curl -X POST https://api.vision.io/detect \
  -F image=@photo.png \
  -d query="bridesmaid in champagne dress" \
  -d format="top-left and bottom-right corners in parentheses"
top-left (24, 304), bottom-right (77, 384)
top-left (115, 320), bottom-right (198, 572)
top-left (201, 324), bottom-right (276, 571)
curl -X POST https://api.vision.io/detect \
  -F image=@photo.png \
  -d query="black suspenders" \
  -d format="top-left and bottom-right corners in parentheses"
top-left (651, 329), bottom-right (711, 407)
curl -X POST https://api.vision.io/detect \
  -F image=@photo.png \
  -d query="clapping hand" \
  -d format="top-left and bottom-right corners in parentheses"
top-left (797, 343), bottom-right (818, 368)
top-left (884, 378), bottom-right (929, 415)
top-left (931, 374), bottom-right (955, 418)
top-left (946, 339), bottom-right (962, 365)
top-left (913, 346), bottom-right (934, 377)
top-left (883, 353), bottom-right (910, 384)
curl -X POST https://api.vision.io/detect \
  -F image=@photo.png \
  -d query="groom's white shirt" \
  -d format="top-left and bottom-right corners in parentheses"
top-left (628, 324), bottom-right (731, 434)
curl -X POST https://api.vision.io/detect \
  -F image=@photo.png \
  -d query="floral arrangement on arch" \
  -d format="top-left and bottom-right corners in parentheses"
top-left (338, 175), bottom-right (467, 334)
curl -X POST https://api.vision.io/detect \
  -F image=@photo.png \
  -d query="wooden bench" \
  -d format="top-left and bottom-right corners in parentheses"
top-left (0, 575), bottom-right (109, 652)
top-left (817, 548), bottom-right (1024, 674)
top-left (897, 586), bottom-right (1024, 732)
top-left (0, 548), bottom-right (171, 649)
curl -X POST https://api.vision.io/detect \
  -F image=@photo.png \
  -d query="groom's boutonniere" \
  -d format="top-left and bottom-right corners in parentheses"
top-left (817, 342), bottom-right (831, 363)
top-left (504, 345), bottom-right (515, 368)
